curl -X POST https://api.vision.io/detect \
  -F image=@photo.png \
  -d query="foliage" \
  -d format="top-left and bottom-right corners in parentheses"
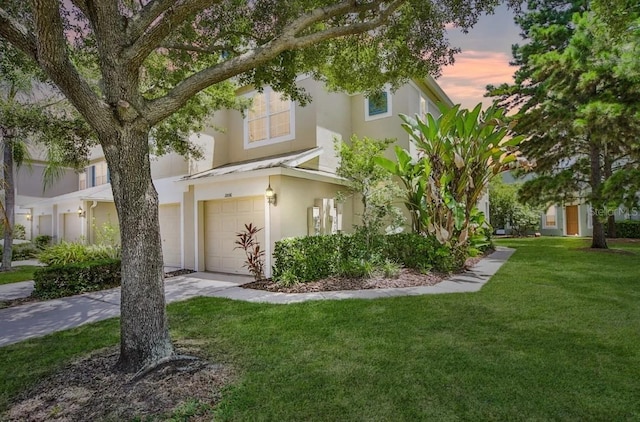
top-left (612, 220), bottom-right (640, 239)
top-left (0, 0), bottom-right (516, 371)
top-left (272, 232), bottom-right (460, 283)
top-left (32, 259), bottom-right (121, 300)
top-left (489, 178), bottom-right (541, 236)
top-left (377, 103), bottom-right (523, 249)
top-left (33, 235), bottom-right (52, 250)
top-left (38, 241), bottom-right (121, 266)
top-left (234, 223), bottom-right (265, 281)
top-left (91, 219), bottom-right (120, 248)
top-left (0, 223), bottom-right (25, 240)
top-left (487, 1), bottom-right (640, 248)
top-left (380, 259), bottom-right (401, 279)
top-left (10, 243), bottom-right (38, 260)
top-left (335, 136), bottom-right (405, 241)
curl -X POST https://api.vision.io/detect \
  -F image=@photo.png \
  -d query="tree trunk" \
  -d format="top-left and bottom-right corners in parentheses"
top-left (1, 132), bottom-right (15, 271)
top-left (108, 126), bottom-right (174, 372)
top-left (603, 155), bottom-right (616, 238)
top-left (589, 140), bottom-right (608, 249)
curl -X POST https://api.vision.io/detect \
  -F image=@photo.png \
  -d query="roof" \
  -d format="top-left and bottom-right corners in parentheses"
top-left (182, 147), bottom-right (323, 181)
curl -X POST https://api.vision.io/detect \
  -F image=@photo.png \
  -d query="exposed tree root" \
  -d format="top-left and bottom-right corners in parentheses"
top-left (128, 354), bottom-right (200, 384)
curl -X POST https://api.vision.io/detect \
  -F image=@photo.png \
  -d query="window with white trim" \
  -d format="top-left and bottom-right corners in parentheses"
top-left (365, 88), bottom-right (392, 121)
top-left (79, 171), bottom-right (87, 190)
top-left (543, 206), bottom-right (557, 228)
top-left (587, 205), bottom-right (593, 229)
top-left (244, 88), bottom-right (294, 149)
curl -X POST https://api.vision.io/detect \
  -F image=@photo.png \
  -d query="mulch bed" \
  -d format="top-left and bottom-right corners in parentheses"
top-left (243, 255), bottom-right (485, 293)
top-left (3, 344), bottom-right (234, 422)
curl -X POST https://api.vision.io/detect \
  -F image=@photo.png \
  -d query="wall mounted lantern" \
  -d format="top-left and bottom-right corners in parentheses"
top-left (26, 212), bottom-right (32, 221)
top-left (77, 206), bottom-right (86, 218)
top-left (265, 184), bottom-right (277, 206)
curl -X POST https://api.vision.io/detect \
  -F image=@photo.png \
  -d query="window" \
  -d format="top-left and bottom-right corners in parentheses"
top-left (79, 171), bottom-right (87, 190)
top-left (94, 162), bottom-right (108, 186)
top-left (587, 205), bottom-right (593, 229)
top-left (544, 206), bottom-right (557, 228)
top-left (365, 88), bottom-right (392, 121)
top-left (244, 88), bottom-right (294, 149)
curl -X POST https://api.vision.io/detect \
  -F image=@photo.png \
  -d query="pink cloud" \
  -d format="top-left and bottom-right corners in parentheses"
top-left (437, 50), bottom-right (516, 109)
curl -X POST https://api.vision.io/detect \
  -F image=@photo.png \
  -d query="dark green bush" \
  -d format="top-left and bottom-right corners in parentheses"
top-left (272, 232), bottom-right (462, 283)
top-left (33, 259), bottom-right (121, 299)
top-left (614, 220), bottom-right (640, 238)
top-left (34, 235), bottom-right (53, 249)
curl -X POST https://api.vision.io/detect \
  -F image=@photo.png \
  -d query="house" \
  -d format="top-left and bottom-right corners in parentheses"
top-left (20, 75), bottom-right (477, 276)
top-left (500, 172), bottom-right (637, 237)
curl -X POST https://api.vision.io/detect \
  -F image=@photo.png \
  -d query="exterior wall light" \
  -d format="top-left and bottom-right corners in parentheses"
top-left (26, 212), bottom-right (32, 221)
top-left (265, 184), bottom-right (277, 206)
top-left (77, 206), bottom-right (86, 218)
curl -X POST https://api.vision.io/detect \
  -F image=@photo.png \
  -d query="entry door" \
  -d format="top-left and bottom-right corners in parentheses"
top-left (566, 205), bottom-right (579, 236)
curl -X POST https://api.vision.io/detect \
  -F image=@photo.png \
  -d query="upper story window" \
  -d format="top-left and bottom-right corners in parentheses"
top-left (244, 87), bottom-right (295, 149)
top-left (365, 88), bottom-right (392, 121)
top-left (543, 205), bottom-right (557, 228)
top-left (79, 161), bottom-right (110, 189)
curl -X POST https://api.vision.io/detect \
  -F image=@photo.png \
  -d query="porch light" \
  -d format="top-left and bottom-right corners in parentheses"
top-left (265, 184), bottom-right (277, 206)
top-left (26, 212), bottom-right (32, 221)
top-left (77, 206), bottom-right (86, 218)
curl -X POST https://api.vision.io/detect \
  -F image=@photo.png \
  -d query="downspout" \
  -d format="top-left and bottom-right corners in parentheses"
top-left (89, 201), bottom-right (98, 244)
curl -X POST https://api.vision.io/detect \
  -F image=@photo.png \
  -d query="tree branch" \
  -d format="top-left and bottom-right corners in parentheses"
top-left (31, 0), bottom-right (113, 134)
top-left (145, 0), bottom-right (402, 125)
top-left (126, 0), bottom-right (177, 43)
top-left (124, 0), bottom-right (221, 69)
top-left (0, 8), bottom-right (38, 61)
top-left (160, 42), bottom-right (230, 55)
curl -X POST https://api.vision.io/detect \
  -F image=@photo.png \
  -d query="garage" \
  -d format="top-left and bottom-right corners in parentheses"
top-left (63, 213), bottom-right (83, 242)
top-left (204, 196), bottom-right (265, 274)
top-left (159, 204), bottom-right (182, 267)
top-left (38, 215), bottom-right (52, 237)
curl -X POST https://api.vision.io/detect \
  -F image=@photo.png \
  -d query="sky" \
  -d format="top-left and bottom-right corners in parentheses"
top-left (437, 4), bottom-right (523, 109)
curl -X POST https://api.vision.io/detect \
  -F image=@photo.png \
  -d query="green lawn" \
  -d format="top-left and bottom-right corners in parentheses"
top-left (1, 237), bottom-right (639, 420)
top-left (0, 266), bottom-right (39, 285)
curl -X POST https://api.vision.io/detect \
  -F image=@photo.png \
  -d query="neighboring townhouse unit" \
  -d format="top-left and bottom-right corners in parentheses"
top-left (20, 75), bottom-right (474, 276)
top-left (500, 172), bottom-right (638, 237)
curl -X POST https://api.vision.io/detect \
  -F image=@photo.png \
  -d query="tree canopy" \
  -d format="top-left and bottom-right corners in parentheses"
top-left (0, 0), bottom-right (517, 372)
top-left (487, 0), bottom-right (640, 248)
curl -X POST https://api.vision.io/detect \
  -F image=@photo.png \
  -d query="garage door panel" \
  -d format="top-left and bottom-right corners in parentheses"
top-left (204, 197), bottom-right (265, 274)
top-left (159, 204), bottom-right (181, 267)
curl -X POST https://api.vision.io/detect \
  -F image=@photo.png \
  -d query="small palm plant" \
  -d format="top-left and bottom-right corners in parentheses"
top-left (234, 223), bottom-right (265, 280)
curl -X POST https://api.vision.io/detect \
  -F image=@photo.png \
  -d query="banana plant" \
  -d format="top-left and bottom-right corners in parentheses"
top-left (382, 102), bottom-right (525, 246)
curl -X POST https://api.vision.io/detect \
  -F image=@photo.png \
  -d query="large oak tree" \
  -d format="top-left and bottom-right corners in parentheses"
top-left (0, 0), bottom-right (513, 372)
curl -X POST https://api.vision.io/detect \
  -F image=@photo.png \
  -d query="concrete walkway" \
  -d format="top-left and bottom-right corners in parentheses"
top-left (0, 247), bottom-right (514, 347)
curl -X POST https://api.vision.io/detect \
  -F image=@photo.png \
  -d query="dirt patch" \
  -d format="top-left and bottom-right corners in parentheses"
top-left (3, 344), bottom-right (235, 421)
top-left (165, 269), bottom-right (196, 278)
top-left (243, 256), bottom-right (485, 293)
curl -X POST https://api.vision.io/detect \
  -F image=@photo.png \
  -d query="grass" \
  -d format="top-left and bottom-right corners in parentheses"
top-left (1, 237), bottom-right (639, 420)
top-left (0, 266), bottom-right (39, 285)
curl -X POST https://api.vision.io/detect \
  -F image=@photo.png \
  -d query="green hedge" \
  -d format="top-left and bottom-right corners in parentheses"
top-left (33, 259), bottom-right (121, 299)
top-left (0, 243), bottom-right (39, 261)
top-left (272, 233), bottom-right (460, 283)
top-left (614, 220), bottom-right (640, 238)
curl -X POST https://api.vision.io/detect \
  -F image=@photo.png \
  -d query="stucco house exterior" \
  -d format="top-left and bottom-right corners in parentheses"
top-left (19, 75), bottom-right (487, 276)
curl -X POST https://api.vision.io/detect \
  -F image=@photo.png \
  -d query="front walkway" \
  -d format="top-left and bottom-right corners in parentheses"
top-left (0, 247), bottom-right (514, 347)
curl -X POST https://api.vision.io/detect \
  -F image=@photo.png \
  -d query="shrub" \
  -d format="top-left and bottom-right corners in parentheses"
top-left (272, 232), bottom-right (463, 283)
top-left (234, 223), bottom-right (265, 281)
top-left (12, 243), bottom-right (39, 260)
top-left (33, 259), bottom-right (121, 299)
top-left (614, 220), bottom-right (640, 238)
top-left (38, 241), bottom-right (121, 266)
top-left (13, 224), bottom-right (26, 240)
top-left (380, 259), bottom-right (401, 279)
top-left (39, 242), bottom-right (90, 266)
top-left (34, 235), bottom-right (53, 249)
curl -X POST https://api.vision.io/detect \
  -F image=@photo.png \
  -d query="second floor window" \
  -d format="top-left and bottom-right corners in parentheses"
top-left (79, 161), bottom-right (110, 189)
top-left (544, 206), bottom-right (557, 228)
top-left (245, 88), bottom-right (294, 149)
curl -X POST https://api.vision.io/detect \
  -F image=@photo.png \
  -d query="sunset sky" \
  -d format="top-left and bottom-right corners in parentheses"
top-left (437, 5), bottom-right (523, 109)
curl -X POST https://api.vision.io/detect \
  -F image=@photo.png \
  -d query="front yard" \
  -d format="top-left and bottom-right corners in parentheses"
top-left (1, 237), bottom-right (639, 420)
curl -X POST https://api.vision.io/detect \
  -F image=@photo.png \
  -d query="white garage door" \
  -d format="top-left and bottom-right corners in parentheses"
top-left (63, 213), bottom-right (82, 242)
top-left (38, 215), bottom-right (52, 237)
top-left (159, 204), bottom-right (181, 267)
top-left (204, 197), bottom-right (265, 274)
